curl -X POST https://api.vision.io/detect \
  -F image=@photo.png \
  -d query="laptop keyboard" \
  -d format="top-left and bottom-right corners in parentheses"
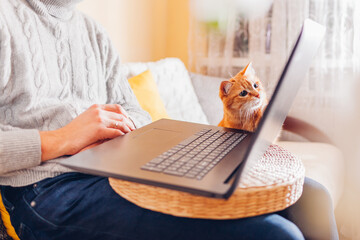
top-left (141, 129), bottom-right (247, 180)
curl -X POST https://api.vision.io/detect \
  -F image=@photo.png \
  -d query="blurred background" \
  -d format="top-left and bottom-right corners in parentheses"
top-left (79, 0), bottom-right (359, 239)
top-left (78, 0), bottom-right (190, 64)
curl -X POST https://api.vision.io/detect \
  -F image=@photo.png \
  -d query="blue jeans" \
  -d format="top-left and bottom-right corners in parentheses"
top-left (1, 173), bottom-right (338, 240)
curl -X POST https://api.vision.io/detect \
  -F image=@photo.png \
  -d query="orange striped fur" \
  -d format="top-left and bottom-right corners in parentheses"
top-left (218, 63), bottom-right (268, 132)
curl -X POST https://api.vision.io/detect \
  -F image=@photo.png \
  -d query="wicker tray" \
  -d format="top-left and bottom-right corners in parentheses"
top-left (109, 145), bottom-right (305, 219)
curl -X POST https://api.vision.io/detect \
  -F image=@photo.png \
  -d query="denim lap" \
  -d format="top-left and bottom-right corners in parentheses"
top-left (2, 173), bottom-right (305, 240)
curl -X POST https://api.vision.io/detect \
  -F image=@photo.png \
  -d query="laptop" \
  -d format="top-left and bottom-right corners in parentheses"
top-left (60, 19), bottom-right (325, 199)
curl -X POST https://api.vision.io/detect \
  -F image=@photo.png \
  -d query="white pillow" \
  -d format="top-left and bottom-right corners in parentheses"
top-left (123, 58), bottom-right (209, 124)
top-left (190, 73), bottom-right (224, 126)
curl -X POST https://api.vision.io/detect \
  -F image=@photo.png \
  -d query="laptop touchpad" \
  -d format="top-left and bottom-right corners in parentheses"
top-left (133, 128), bottom-right (181, 145)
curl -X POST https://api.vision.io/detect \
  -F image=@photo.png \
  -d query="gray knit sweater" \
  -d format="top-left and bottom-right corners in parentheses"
top-left (0, 0), bottom-right (151, 187)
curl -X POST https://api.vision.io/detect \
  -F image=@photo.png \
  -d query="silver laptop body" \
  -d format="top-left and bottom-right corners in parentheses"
top-left (61, 19), bottom-right (325, 199)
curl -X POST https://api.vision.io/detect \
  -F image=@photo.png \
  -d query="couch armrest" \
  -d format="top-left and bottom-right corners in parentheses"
top-left (283, 116), bottom-right (333, 144)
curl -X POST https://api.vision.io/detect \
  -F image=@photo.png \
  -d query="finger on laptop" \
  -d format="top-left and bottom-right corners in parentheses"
top-left (105, 112), bottom-right (135, 131)
top-left (101, 104), bottom-right (129, 118)
top-left (108, 119), bottom-right (131, 133)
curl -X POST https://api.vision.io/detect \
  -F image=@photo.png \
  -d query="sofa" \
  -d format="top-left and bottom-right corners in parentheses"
top-left (122, 57), bottom-right (344, 208)
top-left (0, 57), bottom-right (345, 239)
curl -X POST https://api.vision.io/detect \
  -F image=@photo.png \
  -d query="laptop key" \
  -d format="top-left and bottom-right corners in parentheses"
top-left (149, 157), bottom-right (165, 164)
top-left (141, 166), bottom-right (163, 172)
top-left (179, 166), bottom-right (192, 171)
top-left (143, 162), bottom-right (157, 168)
top-left (164, 169), bottom-right (185, 176)
top-left (185, 173), bottom-right (196, 178)
top-left (177, 168), bottom-right (189, 173)
top-left (179, 156), bottom-right (192, 163)
top-left (179, 134), bottom-right (201, 146)
top-left (157, 164), bottom-right (167, 170)
top-left (170, 154), bottom-right (183, 160)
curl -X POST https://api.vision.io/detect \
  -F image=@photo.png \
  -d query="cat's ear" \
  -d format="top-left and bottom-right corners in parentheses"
top-left (239, 62), bottom-right (256, 77)
top-left (220, 81), bottom-right (233, 96)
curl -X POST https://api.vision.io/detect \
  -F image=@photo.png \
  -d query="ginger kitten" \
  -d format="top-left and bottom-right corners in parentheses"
top-left (218, 63), bottom-right (268, 132)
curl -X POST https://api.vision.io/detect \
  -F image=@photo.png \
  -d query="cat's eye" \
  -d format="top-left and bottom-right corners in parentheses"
top-left (239, 90), bottom-right (248, 97)
top-left (254, 83), bottom-right (259, 88)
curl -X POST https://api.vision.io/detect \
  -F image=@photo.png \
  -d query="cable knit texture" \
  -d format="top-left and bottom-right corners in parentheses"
top-left (0, 0), bottom-right (151, 186)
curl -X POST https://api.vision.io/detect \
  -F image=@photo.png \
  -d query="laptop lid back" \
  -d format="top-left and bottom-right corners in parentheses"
top-left (226, 19), bottom-right (326, 197)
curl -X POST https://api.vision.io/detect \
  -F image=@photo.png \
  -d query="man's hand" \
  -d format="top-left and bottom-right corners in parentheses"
top-left (39, 104), bottom-right (135, 162)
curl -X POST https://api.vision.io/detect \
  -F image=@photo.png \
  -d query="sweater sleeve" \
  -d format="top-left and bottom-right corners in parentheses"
top-left (0, 18), bottom-right (42, 175)
top-left (97, 29), bottom-right (152, 128)
top-left (0, 128), bottom-right (42, 175)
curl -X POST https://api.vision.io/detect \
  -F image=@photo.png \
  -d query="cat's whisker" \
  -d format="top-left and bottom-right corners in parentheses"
top-left (228, 71), bottom-right (235, 80)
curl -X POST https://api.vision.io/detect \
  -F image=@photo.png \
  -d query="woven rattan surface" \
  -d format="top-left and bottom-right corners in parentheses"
top-left (109, 145), bottom-right (305, 219)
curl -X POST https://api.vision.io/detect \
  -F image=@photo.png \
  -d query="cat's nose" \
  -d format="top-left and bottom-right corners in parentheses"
top-left (254, 93), bottom-right (260, 98)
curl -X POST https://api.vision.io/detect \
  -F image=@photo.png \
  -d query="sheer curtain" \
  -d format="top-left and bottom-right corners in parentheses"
top-left (189, 0), bottom-right (360, 141)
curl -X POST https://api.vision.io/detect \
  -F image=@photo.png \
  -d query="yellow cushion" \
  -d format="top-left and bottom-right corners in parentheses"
top-left (128, 70), bottom-right (170, 122)
top-left (0, 193), bottom-right (20, 240)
